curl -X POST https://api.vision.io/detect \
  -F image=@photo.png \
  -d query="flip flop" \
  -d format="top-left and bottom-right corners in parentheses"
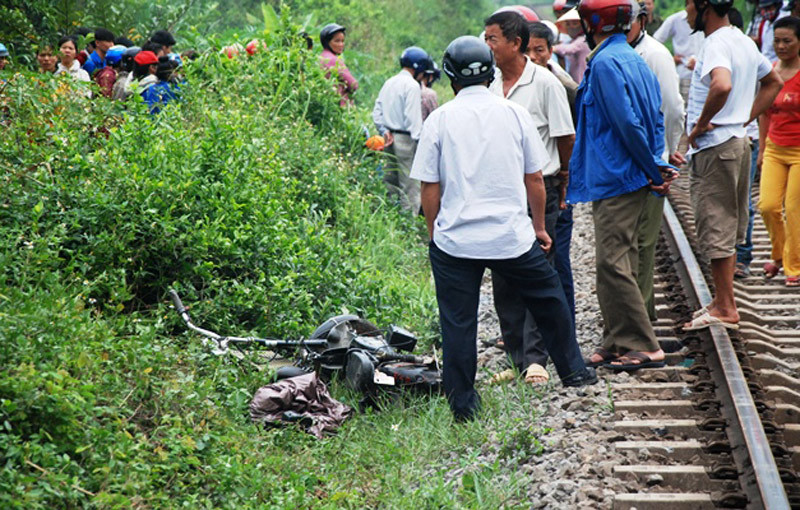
top-left (734, 262), bottom-right (751, 279)
top-left (787, 276), bottom-right (800, 288)
top-left (606, 351), bottom-right (666, 372)
top-left (682, 311), bottom-right (739, 331)
top-left (692, 304), bottom-right (710, 319)
top-left (583, 348), bottom-right (618, 368)
top-left (764, 262), bottom-right (782, 279)
top-left (524, 363), bottom-right (550, 385)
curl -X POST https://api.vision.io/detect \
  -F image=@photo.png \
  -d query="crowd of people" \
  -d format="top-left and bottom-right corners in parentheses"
top-left (1, 28), bottom-right (185, 112)
top-left (2, 0), bottom-right (798, 421)
top-left (350, 0), bottom-right (798, 419)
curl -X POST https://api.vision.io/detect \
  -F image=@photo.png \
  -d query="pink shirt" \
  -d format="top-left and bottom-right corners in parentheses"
top-left (319, 48), bottom-right (358, 106)
top-left (553, 35), bottom-right (590, 84)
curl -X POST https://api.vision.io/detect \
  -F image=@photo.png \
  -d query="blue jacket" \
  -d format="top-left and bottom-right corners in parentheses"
top-left (567, 34), bottom-right (672, 204)
top-left (82, 51), bottom-right (105, 77)
top-left (141, 81), bottom-right (181, 114)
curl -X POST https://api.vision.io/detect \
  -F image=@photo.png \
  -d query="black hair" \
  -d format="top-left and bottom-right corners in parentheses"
top-left (150, 30), bottom-right (176, 47)
top-left (115, 36), bottom-right (134, 47)
top-left (73, 27), bottom-right (92, 37)
top-left (133, 62), bottom-right (152, 79)
top-left (155, 55), bottom-right (177, 81)
top-left (142, 41), bottom-right (163, 55)
top-left (728, 7), bottom-right (743, 28)
top-left (528, 21), bottom-right (554, 49)
top-left (774, 15), bottom-right (800, 39)
top-left (484, 11), bottom-right (530, 53)
top-left (57, 35), bottom-right (78, 52)
top-left (94, 28), bottom-right (115, 42)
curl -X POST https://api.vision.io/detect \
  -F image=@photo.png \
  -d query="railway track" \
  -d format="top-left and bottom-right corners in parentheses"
top-left (606, 177), bottom-right (800, 509)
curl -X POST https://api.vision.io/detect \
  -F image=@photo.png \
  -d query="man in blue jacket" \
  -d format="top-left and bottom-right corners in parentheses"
top-left (82, 28), bottom-right (115, 77)
top-left (569, 0), bottom-right (678, 371)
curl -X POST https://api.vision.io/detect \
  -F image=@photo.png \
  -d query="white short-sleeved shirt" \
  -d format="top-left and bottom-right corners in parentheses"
top-left (653, 11), bottom-right (705, 80)
top-left (410, 85), bottom-right (550, 260)
top-left (489, 58), bottom-right (574, 177)
top-left (686, 26), bottom-right (772, 154)
top-left (372, 70), bottom-right (423, 141)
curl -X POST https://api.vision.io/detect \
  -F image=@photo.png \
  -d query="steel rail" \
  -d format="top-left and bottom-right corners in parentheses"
top-left (662, 200), bottom-right (790, 509)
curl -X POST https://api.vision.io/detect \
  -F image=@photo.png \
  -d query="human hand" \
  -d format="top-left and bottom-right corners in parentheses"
top-left (688, 122), bottom-right (716, 148)
top-left (649, 179), bottom-right (671, 195)
top-left (558, 169), bottom-right (568, 210)
top-left (668, 151), bottom-right (687, 167)
top-left (673, 54), bottom-right (683, 65)
top-left (536, 229), bottom-right (552, 253)
top-left (686, 57), bottom-right (697, 70)
top-left (383, 131), bottom-right (394, 147)
top-left (757, 150), bottom-right (764, 172)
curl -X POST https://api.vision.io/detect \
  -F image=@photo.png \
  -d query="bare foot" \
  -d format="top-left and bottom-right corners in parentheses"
top-left (608, 349), bottom-right (664, 367)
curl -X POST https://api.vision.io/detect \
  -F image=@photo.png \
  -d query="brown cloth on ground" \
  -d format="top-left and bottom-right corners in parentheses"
top-left (249, 372), bottom-right (352, 438)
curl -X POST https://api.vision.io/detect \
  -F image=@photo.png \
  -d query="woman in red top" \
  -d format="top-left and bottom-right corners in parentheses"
top-left (759, 16), bottom-right (800, 286)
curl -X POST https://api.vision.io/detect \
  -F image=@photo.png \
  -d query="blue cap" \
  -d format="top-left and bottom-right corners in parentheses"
top-left (168, 52), bottom-right (183, 67)
top-left (105, 47), bottom-right (124, 66)
top-left (0, 43), bottom-right (9, 58)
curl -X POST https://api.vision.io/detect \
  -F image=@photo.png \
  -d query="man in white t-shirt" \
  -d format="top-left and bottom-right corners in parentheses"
top-left (411, 36), bottom-right (596, 420)
top-left (483, 11), bottom-right (576, 384)
top-left (682, 0), bottom-right (782, 331)
top-left (654, 8), bottom-right (705, 102)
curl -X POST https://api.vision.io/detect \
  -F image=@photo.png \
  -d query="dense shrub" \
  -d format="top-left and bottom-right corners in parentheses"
top-left (0, 17), bottom-right (437, 508)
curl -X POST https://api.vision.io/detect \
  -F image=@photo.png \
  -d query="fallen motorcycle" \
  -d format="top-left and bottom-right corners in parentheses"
top-left (169, 289), bottom-right (441, 395)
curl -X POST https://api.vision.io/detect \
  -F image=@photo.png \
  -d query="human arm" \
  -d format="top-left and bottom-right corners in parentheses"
top-left (405, 81), bottom-right (423, 141)
top-left (687, 67), bottom-right (731, 148)
top-left (651, 49), bottom-right (685, 156)
top-left (758, 112), bottom-right (769, 171)
top-left (420, 182), bottom-right (441, 240)
top-left (746, 67), bottom-right (782, 126)
top-left (555, 135), bottom-right (574, 209)
top-left (524, 172), bottom-right (551, 252)
top-left (372, 93), bottom-right (391, 144)
top-left (335, 58), bottom-right (359, 93)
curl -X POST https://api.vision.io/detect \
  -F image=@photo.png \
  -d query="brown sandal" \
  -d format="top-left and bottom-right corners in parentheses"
top-left (584, 348), bottom-right (618, 368)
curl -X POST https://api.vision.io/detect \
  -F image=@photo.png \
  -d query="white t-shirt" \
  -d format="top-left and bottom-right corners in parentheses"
top-left (653, 10), bottom-right (705, 80)
top-left (489, 58), bottom-right (574, 177)
top-left (634, 34), bottom-right (685, 159)
top-left (410, 85), bottom-right (550, 260)
top-left (686, 26), bottom-right (772, 154)
top-left (372, 70), bottom-right (423, 141)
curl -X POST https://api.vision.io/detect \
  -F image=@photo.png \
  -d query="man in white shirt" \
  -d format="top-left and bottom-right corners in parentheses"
top-left (372, 47), bottom-right (429, 213)
top-left (682, 0), bottom-right (782, 331)
top-left (654, 8), bottom-right (705, 103)
top-left (629, 1), bottom-right (687, 320)
top-left (483, 11), bottom-right (576, 384)
top-left (411, 36), bottom-right (596, 420)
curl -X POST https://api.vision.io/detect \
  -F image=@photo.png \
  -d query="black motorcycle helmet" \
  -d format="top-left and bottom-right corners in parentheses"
top-left (442, 36), bottom-right (495, 87)
top-left (319, 23), bottom-right (346, 51)
top-left (122, 46), bottom-right (141, 73)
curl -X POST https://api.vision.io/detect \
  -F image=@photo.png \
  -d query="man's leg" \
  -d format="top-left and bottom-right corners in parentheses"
top-left (490, 182), bottom-right (561, 372)
top-left (592, 187), bottom-right (661, 356)
top-left (428, 241), bottom-right (485, 420)
top-left (489, 243), bottom-right (588, 383)
top-left (735, 139), bottom-right (759, 275)
top-left (391, 133), bottom-right (420, 213)
top-left (554, 205), bottom-right (575, 322)
top-left (636, 193), bottom-right (665, 321)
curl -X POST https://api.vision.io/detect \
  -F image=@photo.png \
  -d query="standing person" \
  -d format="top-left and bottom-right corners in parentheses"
top-left (654, 7), bottom-right (705, 105)
top-left (37, 45), bottom-right (57, 73)
top-left (758, 16), bottom-right (800, 287)
top-left (753, 0), bottom-right (785, 62)
top-left (553, 9), bottom-right (590, 83)
top-left (82, 28), bottom-right (115, 77)
top-left (628, 1), bottom-right (687, 320)
top-left (0, 44), bottom-right (8, 71)
top-left (570, 0), bottom-right (677, 371)
top-left (682, 0), bottom-right (782, 331)
top-left (113, 46), bottom-right (140, 101)
top-left (412, 36), bottom-right (596, 420)
top-left (527, 21), bottom-right (579, 322)
top-left (319, 23), bottom-right (359, 106)
top-left (644, 0), bottom-right (663, 33)
top-left (94, 46), bottom-right (124, 98)
top-left (132, 50), bottom-right (159, 93)
top-left (150, 30), bottom-right (176, 55)
top-left (420, 57), bottom-right (440, 121)
top-left (483, 11), bottom-right (576, 384)
top-left (55, 36), bottom-right (90, 83)
top-left (372, 47), bottom-right (428, 213)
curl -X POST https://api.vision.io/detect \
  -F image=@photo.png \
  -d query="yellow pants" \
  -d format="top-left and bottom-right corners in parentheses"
top-left (758, 139), bottom-right (800, 277)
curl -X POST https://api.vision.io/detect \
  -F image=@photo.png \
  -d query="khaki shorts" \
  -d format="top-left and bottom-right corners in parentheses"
top-left (689, 136), bottom-right (751, 260)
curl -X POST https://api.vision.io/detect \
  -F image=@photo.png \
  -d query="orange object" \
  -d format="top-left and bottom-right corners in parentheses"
top-left (365, 135), bottom-right (385, 151)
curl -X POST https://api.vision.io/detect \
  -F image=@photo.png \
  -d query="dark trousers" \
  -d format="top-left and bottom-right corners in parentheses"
top-left (429, 240), bottom-right (585, 419)
top-left (555, 205), bottom-right (575, 321)
top-left (491, 181), bottom-right (561, 371)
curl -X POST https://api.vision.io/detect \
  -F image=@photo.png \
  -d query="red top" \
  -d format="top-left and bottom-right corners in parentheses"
top-left (94, 66), bottom-right (117, 98)
top-left (768, 67), bottom-right (800, 147)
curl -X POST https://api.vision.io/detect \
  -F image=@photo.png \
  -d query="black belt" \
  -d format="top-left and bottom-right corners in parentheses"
top-left (390, 129), bottom-right (411, 135)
